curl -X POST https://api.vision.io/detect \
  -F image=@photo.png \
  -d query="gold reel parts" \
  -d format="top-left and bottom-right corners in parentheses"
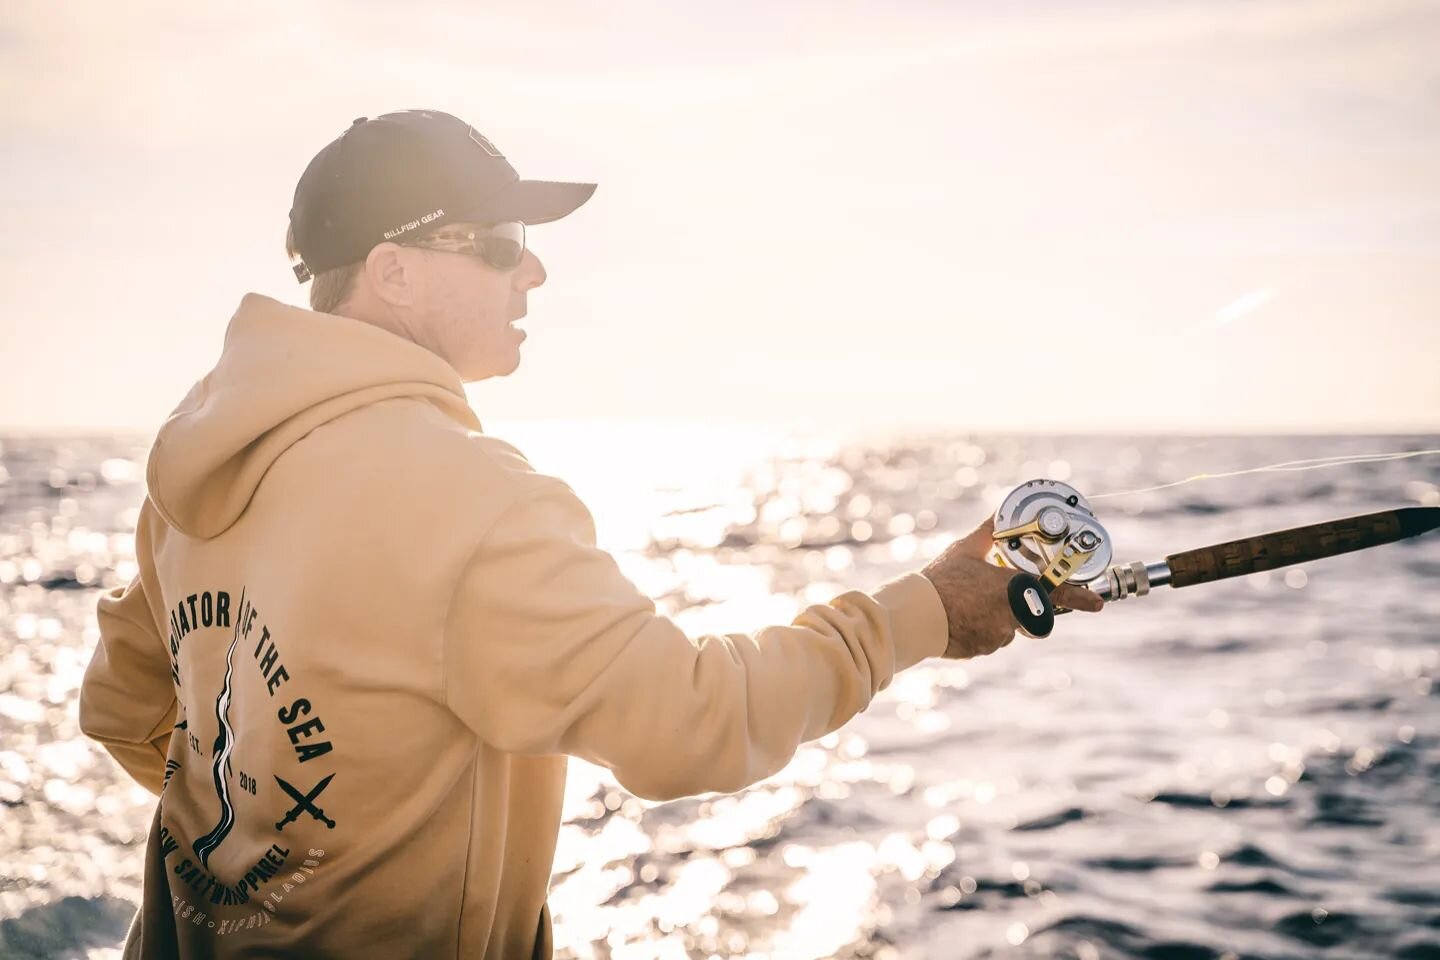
top-left (991, 479), bottom-right (1112, 589)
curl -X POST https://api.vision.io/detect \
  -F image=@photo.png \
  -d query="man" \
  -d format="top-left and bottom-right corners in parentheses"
top-left (79, 108), bottom-right (1103, 959)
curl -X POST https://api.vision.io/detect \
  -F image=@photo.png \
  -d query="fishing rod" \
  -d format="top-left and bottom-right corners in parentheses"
top-left (988, 478), bottom-right (1440, 639)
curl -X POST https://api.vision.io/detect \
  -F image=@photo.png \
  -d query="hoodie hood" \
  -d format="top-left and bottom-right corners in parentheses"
top-left (146, 293), bottom-right (483, 540)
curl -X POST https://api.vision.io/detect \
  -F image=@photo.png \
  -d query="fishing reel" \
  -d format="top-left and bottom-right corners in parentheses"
top-left (986, 475), bottom-right (1440, 639)
top-left (989, 479), bottom-right (1112, 639)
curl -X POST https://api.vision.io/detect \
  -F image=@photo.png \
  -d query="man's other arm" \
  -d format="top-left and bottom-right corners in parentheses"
top-left (80, 570), bottom-right (177, 796)
top-left (443, 478), bottom-right (948, 802)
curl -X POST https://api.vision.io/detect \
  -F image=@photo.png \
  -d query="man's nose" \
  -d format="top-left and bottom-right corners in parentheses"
top-left (515, 248), bottom-right (546, 291)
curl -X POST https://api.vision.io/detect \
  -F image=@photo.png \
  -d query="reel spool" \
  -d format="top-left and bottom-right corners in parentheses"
top-left (990, 479), bottom-right (1111, 639)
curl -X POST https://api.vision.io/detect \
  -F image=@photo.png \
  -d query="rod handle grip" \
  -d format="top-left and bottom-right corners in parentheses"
top-left (1007, 572), bottom-right (1055, 639)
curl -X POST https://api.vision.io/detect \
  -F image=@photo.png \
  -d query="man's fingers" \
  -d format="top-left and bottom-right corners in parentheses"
top-left (1054, 583), bottom-right (1104, 613)
top-left (955, 515), bottom-right (997, 560)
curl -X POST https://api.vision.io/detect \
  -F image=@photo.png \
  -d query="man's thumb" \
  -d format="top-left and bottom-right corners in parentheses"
top-left (1054, 582), bottom-right (1104, 613)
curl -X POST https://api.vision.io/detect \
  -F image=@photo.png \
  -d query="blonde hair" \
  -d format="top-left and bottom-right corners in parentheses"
top-left (285, 224), bottom-right (364, 315)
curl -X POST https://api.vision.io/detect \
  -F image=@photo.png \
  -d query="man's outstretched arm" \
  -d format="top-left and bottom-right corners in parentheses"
top-left (442, 476), bottom-right (948, 802)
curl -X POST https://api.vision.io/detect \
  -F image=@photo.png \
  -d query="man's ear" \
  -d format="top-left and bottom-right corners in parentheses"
top-left (364, 242), bottom-right (418, 308)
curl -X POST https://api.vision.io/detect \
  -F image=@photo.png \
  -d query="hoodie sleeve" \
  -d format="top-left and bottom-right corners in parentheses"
top-left (80, 573), bottom-right (178, 795)
top-left (442, 478), bottom-right (949, 801)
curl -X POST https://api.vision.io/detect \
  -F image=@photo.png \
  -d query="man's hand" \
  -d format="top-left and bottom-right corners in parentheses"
top-left (920, 515), bottom-right (1104, 660)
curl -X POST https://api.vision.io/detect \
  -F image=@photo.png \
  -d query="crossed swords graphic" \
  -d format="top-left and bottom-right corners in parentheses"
top-left (274, 774), bottom-right (336, 830)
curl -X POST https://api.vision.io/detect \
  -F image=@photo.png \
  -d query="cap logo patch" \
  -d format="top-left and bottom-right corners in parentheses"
top-left (468, 127), bottom-right (504, 158)
top-left (383, 208), bottom-right (445, 240)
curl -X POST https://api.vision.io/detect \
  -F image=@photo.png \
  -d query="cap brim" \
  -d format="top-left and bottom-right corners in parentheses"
top-left (473, 179), bottom-right (597, 225)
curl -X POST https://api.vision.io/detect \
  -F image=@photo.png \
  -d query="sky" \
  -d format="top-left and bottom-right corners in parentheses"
top-left (2, 0), bottom-right (1438, 436)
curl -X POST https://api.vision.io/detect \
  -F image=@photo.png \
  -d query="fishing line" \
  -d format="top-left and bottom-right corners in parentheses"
top-left (1088, 448), bottom-right (1440, 500)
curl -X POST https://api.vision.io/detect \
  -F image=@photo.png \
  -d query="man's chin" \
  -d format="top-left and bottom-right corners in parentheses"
top-left (494, 351), bottom-right (523, 379)
top-left (459, 362), bottom-right (517, 384)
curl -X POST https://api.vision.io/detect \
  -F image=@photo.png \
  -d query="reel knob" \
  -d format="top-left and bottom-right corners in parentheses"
top-left (1007, 572), bottom-right (1056, 638)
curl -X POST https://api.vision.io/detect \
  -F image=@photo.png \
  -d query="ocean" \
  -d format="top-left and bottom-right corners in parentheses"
top-left (1, 426), bottom-right (1437, 959)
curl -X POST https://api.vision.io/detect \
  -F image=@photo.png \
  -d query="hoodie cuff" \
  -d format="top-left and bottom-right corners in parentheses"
top-left (870, 571), bottom-right (949, 672)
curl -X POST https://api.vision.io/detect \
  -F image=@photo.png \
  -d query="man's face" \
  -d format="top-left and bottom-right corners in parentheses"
top-left (399, 229), bottom-right (547, 383)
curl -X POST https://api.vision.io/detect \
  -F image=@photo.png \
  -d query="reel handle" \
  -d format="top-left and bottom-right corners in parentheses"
top-left (1006, 572), bottom-right (1055, 639)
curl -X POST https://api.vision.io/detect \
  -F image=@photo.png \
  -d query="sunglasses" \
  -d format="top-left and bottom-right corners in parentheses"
top-left (410, 221), bottom-right (527, 272)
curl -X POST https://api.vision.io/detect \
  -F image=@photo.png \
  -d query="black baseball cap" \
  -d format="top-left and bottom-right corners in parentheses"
top-left (288, 109), bottom-right (597, 280)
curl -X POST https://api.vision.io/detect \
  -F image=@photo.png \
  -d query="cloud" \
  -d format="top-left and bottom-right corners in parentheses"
top-left (1214, 286), bottom-right (1277, 326)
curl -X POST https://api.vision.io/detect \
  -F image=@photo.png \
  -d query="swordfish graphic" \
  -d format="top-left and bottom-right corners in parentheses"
top-left (274, 773), bottom-right (337, 829)
top-left (192, 587), bottom-right (246, 868)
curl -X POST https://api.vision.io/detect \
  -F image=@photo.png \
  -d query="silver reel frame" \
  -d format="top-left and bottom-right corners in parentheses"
top-left (991, 479), bottom-right (1113, 584)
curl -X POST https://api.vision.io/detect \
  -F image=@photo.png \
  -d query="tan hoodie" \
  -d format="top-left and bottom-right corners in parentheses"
top-left (79, 292), bottom-right (950, 959)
